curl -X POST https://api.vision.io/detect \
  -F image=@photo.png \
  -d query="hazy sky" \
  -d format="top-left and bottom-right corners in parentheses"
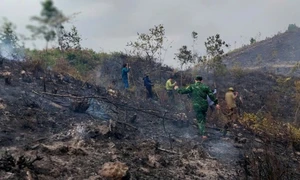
top-left (1, 0), bottom-right (299, 67)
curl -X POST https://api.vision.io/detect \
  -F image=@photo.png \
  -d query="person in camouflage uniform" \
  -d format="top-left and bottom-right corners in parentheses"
top-left (175, 76), bottom-right (220, 139)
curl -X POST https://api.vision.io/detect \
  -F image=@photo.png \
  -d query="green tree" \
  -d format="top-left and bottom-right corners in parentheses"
top-left (174, 45), bottom-right (193, 86)
top-left (250, 37), bottom-right (256, 45)
top-left (203, 34), bottom-right (229, 76)
top-left (127, 24), bottom-right (170, 82)
top-left (191, 31), bottom-right (199, 63)
top-left (191, 31), bottom-right (198, 54)
top-left (127, 24), bottom-right (167, 64)
top-left (58, 25), bottom-right (82, 51)
top-left (27, 0), bottom-right (68, 50)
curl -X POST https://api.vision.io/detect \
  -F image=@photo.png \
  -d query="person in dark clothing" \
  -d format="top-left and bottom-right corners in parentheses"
top-left (121, 63), bottom-right (130, 89)
top-left (143, 75), bottom-right (153, 99)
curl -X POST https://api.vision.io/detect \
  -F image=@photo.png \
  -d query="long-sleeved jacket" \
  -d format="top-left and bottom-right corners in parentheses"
top-left (225, 91), bottom-right (237, 109)
top-left (165, 79), bottom-right (176, 90)
top-left (122, 67), bottom-right (130, 80)
top-left (143, 76), bottom-right (152, 88)
top-left (177, 82), bottom-right (218, 109)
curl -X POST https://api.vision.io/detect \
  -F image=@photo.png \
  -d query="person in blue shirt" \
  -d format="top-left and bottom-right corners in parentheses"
top-left (143, 74), bottom-right (153, 99)
top-left (121, 63), bottom-right (130, 89)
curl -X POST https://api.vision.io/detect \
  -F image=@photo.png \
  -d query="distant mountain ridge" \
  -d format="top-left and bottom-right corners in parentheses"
top-left (223, 28), bottom-right (300, 76)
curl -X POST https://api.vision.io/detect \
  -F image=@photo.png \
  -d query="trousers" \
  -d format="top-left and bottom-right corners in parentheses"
top-left (122, 78), bottom-right (129, 89)
top-left (194, 105), bottom-right (208, 135)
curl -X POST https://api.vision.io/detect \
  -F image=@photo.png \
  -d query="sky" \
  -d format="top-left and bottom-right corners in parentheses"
top-left (0, 0), bottom-right (299, 67)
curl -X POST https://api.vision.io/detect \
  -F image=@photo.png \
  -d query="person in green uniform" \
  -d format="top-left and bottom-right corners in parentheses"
top-left (174, 76), bottom-right (220, 139)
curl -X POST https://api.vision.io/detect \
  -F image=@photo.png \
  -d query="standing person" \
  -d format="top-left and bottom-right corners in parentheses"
top-left (174, 76), bottom-right (220, 139)
top-left (143, 74), bottom-right (153, 99)
top-left (224, 87), bottom-right (239, 136)
top-left (121, 63), bottom-right (130, 89)
top-left (165, 76), bottom-right (177, 102)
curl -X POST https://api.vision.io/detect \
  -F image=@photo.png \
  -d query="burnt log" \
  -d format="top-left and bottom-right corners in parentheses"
top-left (71, 99), bottom-right (90, 113)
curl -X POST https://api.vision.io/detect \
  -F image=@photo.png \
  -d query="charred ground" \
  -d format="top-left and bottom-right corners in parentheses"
top-left (0, 56), bottom-right (299, 180)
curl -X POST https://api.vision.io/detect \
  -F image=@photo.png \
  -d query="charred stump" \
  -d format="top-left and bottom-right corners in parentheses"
top-left (4, 72), bottom-right (11, 85)
top-left (21, 70), bottom-right (32, 83)
top-left (0, 56), bottom-right (4, 66)
top-left (43, 76), bottom-right (46, 92)
top-left (71, 99), bottom-right (90, 113)
top-left (51, 88), bottom-right (58, 94)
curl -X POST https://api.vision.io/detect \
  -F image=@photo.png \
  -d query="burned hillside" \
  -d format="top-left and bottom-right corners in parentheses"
top-left (223, 28), bottom-right (300, 76)
top-left (0, 58), bottom-right (241, 179)
top-left (0, 53), bottom-right (300, 179)
top-left (2, 0), bottom-right (300, 179)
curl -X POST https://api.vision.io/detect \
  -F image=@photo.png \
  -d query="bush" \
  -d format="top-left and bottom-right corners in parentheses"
top-left (152, 84), bottom-right (168, 104)
top-left (231, 63), bottom-right (245, 78)
top-left (52, 58), bottom-right (82, 80)
top-left (240, 112), bottom-right (300, 143)
top-left (24, 48), bottom-right (109, 80)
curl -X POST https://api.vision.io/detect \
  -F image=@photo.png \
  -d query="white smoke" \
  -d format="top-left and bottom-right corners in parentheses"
top-left (0, 43), bottom-right (25, 61)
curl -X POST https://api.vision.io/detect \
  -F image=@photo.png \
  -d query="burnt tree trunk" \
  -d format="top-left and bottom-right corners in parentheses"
top-left (0, 56), bottom-right (4, 66)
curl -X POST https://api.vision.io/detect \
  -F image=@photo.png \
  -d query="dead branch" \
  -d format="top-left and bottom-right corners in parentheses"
top-left (115, 120), bottom-right (138, 130)
top-left (32, 90), bottom-right (177, 121)
top-left (206, 126), bottom-right (222, 131)
top-left (157, 147), bottom-right (179, 154)
top-left (32, 90), bottom-right (102, 99)
top-left (162, 111), bottom-right (173, 149)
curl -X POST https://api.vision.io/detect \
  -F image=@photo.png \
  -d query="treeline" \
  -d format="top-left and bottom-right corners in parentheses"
top-left (2, 0), bottom-right (298, 82)
top-left (0, 0), bottom-right (233, 80)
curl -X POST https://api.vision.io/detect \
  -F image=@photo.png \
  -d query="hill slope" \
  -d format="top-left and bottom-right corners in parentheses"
top-left (223, 29), bottom-right (300, 76)
top-left (0, 54), bottom-right (300, 179)
top-left (0, 59), bottom-right (244, 179)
